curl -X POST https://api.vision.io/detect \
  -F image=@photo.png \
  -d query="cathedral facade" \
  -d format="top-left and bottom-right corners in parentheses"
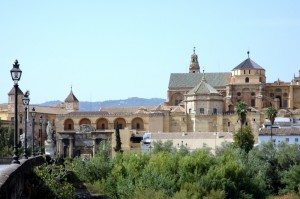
top-left (3, 49), bottom-right (300, 157)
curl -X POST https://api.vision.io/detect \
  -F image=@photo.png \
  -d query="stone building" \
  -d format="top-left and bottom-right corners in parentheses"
top-left (2, 49), bottom-right (300, 158)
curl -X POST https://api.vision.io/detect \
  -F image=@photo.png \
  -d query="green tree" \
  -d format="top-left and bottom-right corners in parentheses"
top-left (33, 161), bottom-right (75, 198)
top-left (114, 123), bottom-right (123, 153)
top-left (232, 126), bottom-right (254, 153)
top-left (265, 106), bottom-right (277, 141)
top-left (152, 140), bottom-right (176, 154)
top-left (281, 164), bottom-right (300, 194)
top-left (234, 101), bottom-right (248, 148)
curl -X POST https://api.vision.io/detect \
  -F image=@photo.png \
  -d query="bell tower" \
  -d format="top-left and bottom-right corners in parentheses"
top-left (189, 47), bottom-right (200, 73)
top-left (64, 86), bottom-right (79, 112)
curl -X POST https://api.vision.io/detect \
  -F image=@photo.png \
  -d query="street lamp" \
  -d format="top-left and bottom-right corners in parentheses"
top-left (38, 115), bottom-right (43, 155)
top-left (31, 107), bottom-right (36, 157)
top-left (10, 60), bottom-right (22, 164)
top-left (22, 91), bottom-right (30, 159)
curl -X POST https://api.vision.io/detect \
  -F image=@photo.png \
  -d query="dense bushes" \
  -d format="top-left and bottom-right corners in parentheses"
top-left (67, 140), bottom-right (300, 198)
top-left (32, 140), bottom-right (300, 198)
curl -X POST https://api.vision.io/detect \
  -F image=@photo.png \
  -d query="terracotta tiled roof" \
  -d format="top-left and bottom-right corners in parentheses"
top-left (259, 128), bottom-right (300, 135)
top-left (29, 105), bottom-right (69, 115)
top-left (101, 106), bottom-right (155, 114)
top-left (151, 132), bottom-right (233, 140)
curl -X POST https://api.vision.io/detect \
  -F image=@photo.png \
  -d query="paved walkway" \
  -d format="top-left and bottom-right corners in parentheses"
top-left (0, 164), bottom-right (11, 172)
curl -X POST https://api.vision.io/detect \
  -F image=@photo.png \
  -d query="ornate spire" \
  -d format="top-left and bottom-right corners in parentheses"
top-left (189, 47), bottom-right (200, 73)
top-left (202, 69), bottom-right (206, 82)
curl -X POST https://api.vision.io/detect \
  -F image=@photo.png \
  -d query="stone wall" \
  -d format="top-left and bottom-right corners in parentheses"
top-left (0, 156), bottom-right (45, 199)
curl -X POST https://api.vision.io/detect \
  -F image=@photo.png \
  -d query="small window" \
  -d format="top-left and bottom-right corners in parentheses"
top-left (237, 92), bottom-right (241, 96)
top-left (228, 122), bottom-right (230, 127)
top-left (244, 70), bottom-right (246, 74)
top-left (284, 100), bottom-right (288, 108)
top-left (189, 108), bottom-right (191, 114)
top-left (276, 88), bottom-right (282, 93)
top-left (270, 93), bottom-right (274, 98)
top-left (251, 99), bottom-right (255, 107)
top-left (245, 77), bottom-right (249, 83)
top-left (175, 99), bottom-right (182, 106)
top-left (286, 138), bottom-right (289, 142)
top-left (200, 108), bottom-right (204, 114)
top-left (295, 138), bottom-right (299, 142)
top-left (213, 108), bottom-right (217, 114)
top-left (251, 92), bottom-right (255, 96)
top-left (253, 118), bottom-right (256, 122)
top-left (283, 93), bottom-right (288, 97)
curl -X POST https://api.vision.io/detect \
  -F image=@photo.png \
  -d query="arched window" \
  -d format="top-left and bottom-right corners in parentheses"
top-left (245, 77), bottom-right (249, 83)
top-left (64, 119), bottom-right (74, 130)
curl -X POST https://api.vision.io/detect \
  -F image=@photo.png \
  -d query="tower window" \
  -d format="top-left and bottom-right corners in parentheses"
top-left (237, 92), bottom-right (241, 96)
top-left (175, 99), bottom-right (182, 106)
top-left (213, 108), bottom-right (217, 114)
top-left (251, 99), bottom-right (255, 107)
top-left (245, 77), bottom-right (249, 83)
top-left (200, 108), bottom-right (204, 114)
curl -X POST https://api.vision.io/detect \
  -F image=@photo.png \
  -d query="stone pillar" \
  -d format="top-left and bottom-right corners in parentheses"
top-left (93, 139), bottom-right (96, 157)
top-left (274, 98), bottom-right (280, 110)
top-left (69, 137), bottom-right (74, 158)
top-left (289, 85), bottom-right (293, 109)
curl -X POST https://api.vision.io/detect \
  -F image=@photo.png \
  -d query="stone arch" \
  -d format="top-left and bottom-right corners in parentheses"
top-left (131, 117), bottom-right (144, 130)
top-left (79, 118), bottom-right (91, 125)
top-left (171, 92), bottom-right (184, 106)
top-left (114, 118), bottom-right (127, 129)
top-left (64, 119), bottom-right (74, 130)
top-left (96, 118), bottom-right (109, 130)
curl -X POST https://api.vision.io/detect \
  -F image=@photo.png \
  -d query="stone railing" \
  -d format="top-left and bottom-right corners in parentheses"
top-left (0, 156), bottom-right (45, 199)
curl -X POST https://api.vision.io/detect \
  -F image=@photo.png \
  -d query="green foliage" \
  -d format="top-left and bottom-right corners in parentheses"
top-left (233, 126), bottom-right (255, 152)
top-left (33, 161), bottom-right (75, 199)
top-left (114, 124), bottom-right (123, 152)
top-left (0, 124), bottom-right (13, 157)
top-left (67, 138), bottom-right (300, 199)
top-left (235, 101), bottom-right (248, 124)
top-left (152, 140), bottom-right (176, 154)
top-left (281, 165), bottom-right (300, 194)
top-left (71, 141), bottom-right (112, 183)
top-left (265, 106), bottom-right (278, 125)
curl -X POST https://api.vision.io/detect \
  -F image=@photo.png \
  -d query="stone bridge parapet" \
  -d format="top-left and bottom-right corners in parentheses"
top-left (0, 156), bottom-right (45, 199)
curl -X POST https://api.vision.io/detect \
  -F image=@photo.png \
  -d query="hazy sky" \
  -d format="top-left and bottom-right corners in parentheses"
top-left (1, 1), bottom-right (299, 104)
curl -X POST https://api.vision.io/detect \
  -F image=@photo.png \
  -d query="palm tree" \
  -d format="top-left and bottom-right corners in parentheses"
top-left (235, 101), bottom-right (248, 148)
top-left (265, 106), bottom-right (277, 142)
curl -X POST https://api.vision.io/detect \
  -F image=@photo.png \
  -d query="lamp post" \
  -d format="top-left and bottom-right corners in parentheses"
top-left (10, 60), bottom-right (22, 164)
top-left (22, 91), bottom-right (30, 159)
top-left (31, 107), bottom-right (36, 157)
top-left (38, 115), bottom-right (43, 155)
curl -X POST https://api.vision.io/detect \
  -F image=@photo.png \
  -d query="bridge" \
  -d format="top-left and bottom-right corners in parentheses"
top-left (0, 156), bottom-right (44, 199)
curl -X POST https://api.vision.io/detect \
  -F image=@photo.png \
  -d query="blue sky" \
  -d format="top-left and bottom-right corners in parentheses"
top-left (0, 1), bottom-right (299, 104)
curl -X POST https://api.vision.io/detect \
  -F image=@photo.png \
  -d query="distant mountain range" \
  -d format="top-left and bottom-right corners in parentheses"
top-left (39, 97), bottom-right (166, 112)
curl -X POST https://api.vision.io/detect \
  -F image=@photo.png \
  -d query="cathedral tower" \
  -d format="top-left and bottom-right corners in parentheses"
top-left (189, 47), bottom-right (200, 73)
top-left (64, 87), bottom-right (79, 112)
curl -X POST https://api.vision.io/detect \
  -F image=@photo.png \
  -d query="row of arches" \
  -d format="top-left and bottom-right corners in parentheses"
top-left (64, 117), bottom-right (144, 131)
